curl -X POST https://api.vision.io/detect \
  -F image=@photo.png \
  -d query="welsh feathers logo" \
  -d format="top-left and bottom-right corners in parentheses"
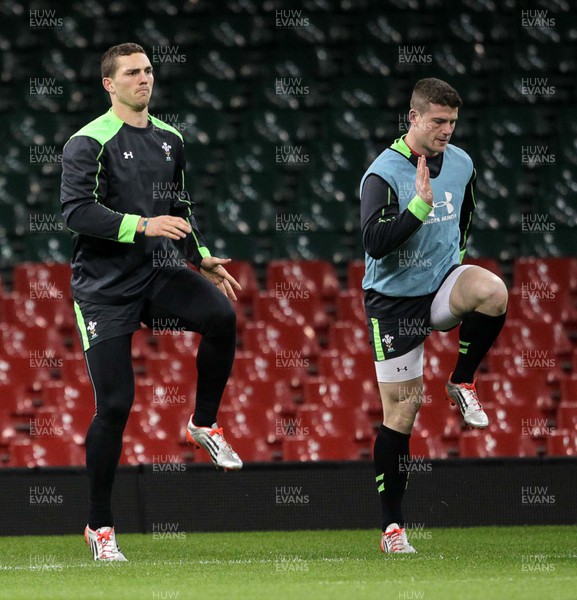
top-left (162, 142), bottom-right (172, 161)
top-left (382, 334), bottom-right (395, 353)
top-left (87, 321), bottom-right (98, 340)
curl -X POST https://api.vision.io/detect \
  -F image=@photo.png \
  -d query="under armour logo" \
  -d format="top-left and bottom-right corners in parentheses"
top-left (429, 191), bottom-right (454, 217)
top-left (396, 366), bottom-right (408, 372)
top-left (123, 151), bottom-right (133, 159)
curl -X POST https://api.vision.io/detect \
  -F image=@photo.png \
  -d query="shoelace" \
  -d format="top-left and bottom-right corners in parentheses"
top-left (96, 529), bottom-right (119, 559)
top-left (458, 382), bottom-right (483, 413)
top-left (384, 527), bottom-right (408, 552)
top-left (208, 427), bottom-right (234, 452)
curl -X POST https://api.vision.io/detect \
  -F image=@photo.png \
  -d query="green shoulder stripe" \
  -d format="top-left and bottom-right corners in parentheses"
top-left (390, 135), bottom-right (411, 159)
top-left (68, 108), bottom-right (124, 145)
top-left (148, 114), bottom-right (183, 142)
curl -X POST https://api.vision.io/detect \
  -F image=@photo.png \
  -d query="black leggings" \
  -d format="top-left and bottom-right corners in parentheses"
top-left (84, 269), bottom-right (236, 529)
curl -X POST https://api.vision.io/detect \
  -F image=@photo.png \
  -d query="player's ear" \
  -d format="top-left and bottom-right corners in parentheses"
top-left (408, 109), bottom-right (419, 124)
top-left (102, 77), bottom-right (114, 94)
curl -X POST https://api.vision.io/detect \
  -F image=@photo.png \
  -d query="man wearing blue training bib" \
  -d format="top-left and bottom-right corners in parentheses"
top-left (360, 78), bottom-right (508, 553)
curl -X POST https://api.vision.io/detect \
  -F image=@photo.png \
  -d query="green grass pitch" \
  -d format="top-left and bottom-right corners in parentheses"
top-left (0, 526), bottom-right (575, 600)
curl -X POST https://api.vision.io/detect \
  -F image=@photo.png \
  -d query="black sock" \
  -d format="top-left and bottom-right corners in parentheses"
top-left (374, 424), bottom-right (410, 531)
top-left (451, 311), bottom-right (506, 384)
top-left (192, 327), bottom-right (236, 427)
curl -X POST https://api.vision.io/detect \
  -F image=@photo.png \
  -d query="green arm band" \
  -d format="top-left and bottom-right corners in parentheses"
top-left (118, 214), bottom-right (141, 243)
top-left (407, 196), bottom-right (433, 222)
top-left (198, 246), bottom-right (211, 259)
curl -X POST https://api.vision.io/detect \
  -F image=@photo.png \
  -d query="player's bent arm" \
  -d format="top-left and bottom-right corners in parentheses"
top-left (167, 141), bottom-right (211, 269)
top-left (60, 136), bottom-right (141, 243)
top-left (458, 169), bottom-right (477, 263)
top-left (361, 174), bottom-right (432, 259)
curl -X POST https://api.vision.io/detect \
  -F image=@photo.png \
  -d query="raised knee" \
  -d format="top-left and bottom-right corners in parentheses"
top-left (205, 299), bottom-right (236, 335)
top-left (473, 275), bottom-right (508, 314)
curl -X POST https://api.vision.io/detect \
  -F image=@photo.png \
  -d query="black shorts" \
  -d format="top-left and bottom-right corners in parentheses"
top-left (365, 264), bottom-right (461, 361)
top-left (365, 291), bottom-right (436, 361)
top-left (73, 267), bottom-right (224, 351)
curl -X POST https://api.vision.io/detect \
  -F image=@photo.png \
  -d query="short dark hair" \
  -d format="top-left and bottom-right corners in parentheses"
top-left (101, 43), bottom-right (147, 79)
top-left (410, 78), bottom-right (462, 114)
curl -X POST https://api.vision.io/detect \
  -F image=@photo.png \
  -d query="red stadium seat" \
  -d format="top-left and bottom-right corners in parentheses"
top-left (221, 380), bottom-right (294, 413)
top-left (0, 410), bottom-right (33, 445)
top-left (303, 376), bottom-right (377, 413)
top-left (462, 257), bottom-right (504, 279)
top-left (560, 375), bottom-right (577, 404)
top-left (347, 260), bottom-right (365, 291)
top-left (0, 324), bottom-right (67, 359)
top-left (253, 290), bottom-right (329, 330)
top-left (507, 288), bottom-right (577, 327)
top-left (513, 257), bottom-right (577, 295)
top-left (496, 319), bottom-right (572, 357)
top-left (475, 374), bottom-right (553, 409)
top-left (223, 260), bottom-right (260, 304)
top-left (0, 355), bottom-right (51, 388)
top-left (426, 328), bottom-right (460, 354)
top-left (41, 381), bottom-right (94, 412)
top-left (317, 350), bottom-right (375, 382)
top-left (266, 260), bottom-right (340, 302)
top-left (555, 403), bottom-right (577, 432)
top-left (0, 292), bottom-right (75, 331)
top-left (144, 355), bottom-right (191, 385)
top-left (0, 382), bottom-right (37, 415)
top-left (60, 408), bottom-right (95, 444)
top-left (423, 346), bottom-right (457, 381)
top-left (12, 262), bottom-right (72, 301)
top-left (243, 321), bottom-right (321, 359)
top-left (131, 328), bottom-right (155, 359)
top-left (328, 321), bottom-right (369, 355)
top-left (459, 431), bottom-right (536, 458)
top-left (410, 433), bottom-right (449, 459)
top-left (231, 351), bottom-right (270, 382)
top-left (218, 405), bottom-right (280, 442)
top-left (413, 393), bottom-right (462, 439)
top-left (154, 330), bottom-right (199, 357)
top-left (232, 350), bottom-right (308, 392)
top-left (217, 435), bottom-right (277, 462)
top-left (9, 436), bottom-right (85, 467)
top-left (282, 436), bottom-right (365, 461)
top-left (335, 290), bottom-right (366, 324)
top-left (294, 405), bottom-right (373, 441)
top-left (490, 404), bottom-right (548, 435)
top-left (547, 431), bottom-right (577, 456)
top-left (486, 348), bottom-right (528, 378)
top-left (59, 354), bottom-right (90, 385)
top-left (124, 404), bottom-right (189, 444)
top-left (122, 438), bottom-right (188, 465)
